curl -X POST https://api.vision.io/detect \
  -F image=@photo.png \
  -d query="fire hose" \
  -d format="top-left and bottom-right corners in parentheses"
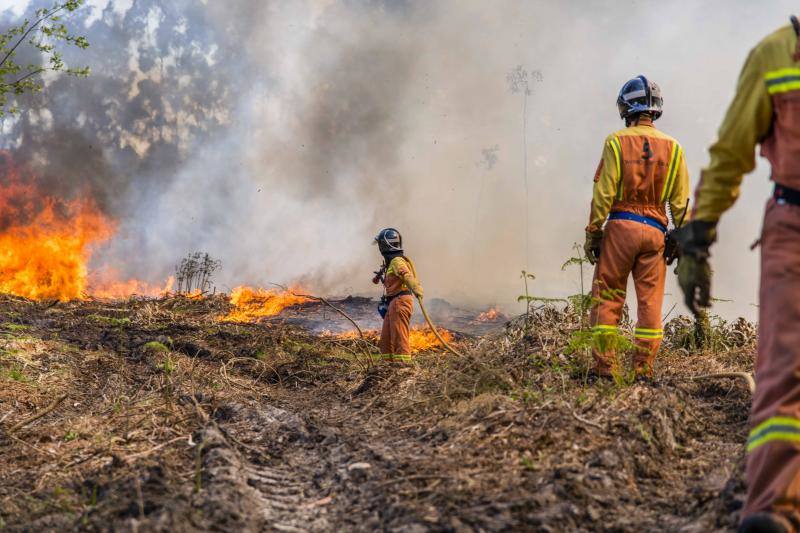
top-left (414, 293), bottom-right (464, 357)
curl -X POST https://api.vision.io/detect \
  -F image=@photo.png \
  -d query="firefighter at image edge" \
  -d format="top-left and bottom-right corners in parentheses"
top-left (674, 15), bottom-right (800, 533)
top-left (584, 75), bottom-right (690, 381)
top-left (372, 228), bottom-right (423, 361)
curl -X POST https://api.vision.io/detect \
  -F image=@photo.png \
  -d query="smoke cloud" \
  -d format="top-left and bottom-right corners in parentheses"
top-left (0, 0), bottom-right (792, 318)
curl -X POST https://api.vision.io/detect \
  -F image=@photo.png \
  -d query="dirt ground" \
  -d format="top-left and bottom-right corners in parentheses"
top-left (0, 295), bottom-right (754, 532)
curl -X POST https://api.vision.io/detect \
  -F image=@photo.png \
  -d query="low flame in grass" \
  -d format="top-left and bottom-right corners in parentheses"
top-left (477, 306), bottom-right (504, 322)
top-left (0, 153), bottom-right (169, 301)
top-left (89, 274), bottom-right (175, 300)
top-left (221, 286), bottom-right (310, 322)
top-left (409, 326), bottom-right (453, 352)
top-left (330, 326), bottom-right (454, 354)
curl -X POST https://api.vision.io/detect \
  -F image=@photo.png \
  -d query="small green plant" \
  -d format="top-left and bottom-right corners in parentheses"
top-left (562, 243), bottom-right (593, 326)
top-left (142, 341), bottom-right (169, 354)
top-left (518, 270), bottom-right (536, 326)
top-left (157, 355), bottom-right (177, 376)
top-left (2, 323), bottom-right (29, 332)
top-left (6, 366), bottom-right (27, 382)
top-left (520, 455), bottom-right (537, 471)
top-left (610, 366), bottom-right (636, 388)
top-left (64, 430), bottom-right (78, 442)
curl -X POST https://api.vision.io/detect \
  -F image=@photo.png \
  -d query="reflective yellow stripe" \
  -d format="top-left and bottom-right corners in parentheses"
top-left (748, 416), bottom-right (800, 452)
top-left (765, 68), bottom-right (800, 95)
top-left (768, 80), bottom-right (800, 95)
top-left (634, 328), bottom-right (663, 339)
top-left (381, 353), bottom-right (413, 362)
top-left (592, 325), bottom-right (618, 334)
top-left (660, 143), bottom-right (681, 202)
top-left (765, 68), bottom-right (800, 81)
top-left (609, 137), bottom-right (623, 200)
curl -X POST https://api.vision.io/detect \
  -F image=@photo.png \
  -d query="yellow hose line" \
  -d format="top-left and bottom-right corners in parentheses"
top-left (415, 294), bottom-right (464, 357)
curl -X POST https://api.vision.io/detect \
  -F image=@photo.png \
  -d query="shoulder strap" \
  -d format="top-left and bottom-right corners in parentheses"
top-left (402, 256), bottom-right (417, 278)
top-left (608, 136), bottom-right (623, 200)
top-left (660, 141), bottom-right (683, 203)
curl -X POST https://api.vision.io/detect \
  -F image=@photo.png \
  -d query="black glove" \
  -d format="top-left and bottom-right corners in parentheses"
top-left (664, 230), bottom-right (679, 265)
top-left (584, 230), bottom-right (603, 265)
top-left (672, 220), bottom-right (717, 315)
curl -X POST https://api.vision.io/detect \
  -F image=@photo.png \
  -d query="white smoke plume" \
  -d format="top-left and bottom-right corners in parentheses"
top-left (0, 0), bottom-right (793, 319)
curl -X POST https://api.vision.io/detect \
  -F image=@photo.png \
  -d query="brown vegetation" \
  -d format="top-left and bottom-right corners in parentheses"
top-left (0, 295), bottom-right (752, 531)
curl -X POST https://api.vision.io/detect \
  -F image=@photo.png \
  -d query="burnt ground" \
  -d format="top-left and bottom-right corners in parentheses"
top-left (268, 295), bottom-right (508, 335)
top-left (0, 295), bottom-right (753, 532)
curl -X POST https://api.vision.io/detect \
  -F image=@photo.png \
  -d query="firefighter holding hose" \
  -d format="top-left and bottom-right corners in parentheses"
top-left (372, 228), bottom-right (423, 359)
top-left (675, 16), bottom-right (800, 532)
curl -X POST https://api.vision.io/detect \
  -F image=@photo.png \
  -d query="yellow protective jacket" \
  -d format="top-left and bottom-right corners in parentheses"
top-left (587, 117), bottom-right (690, 234)
top-left (384, 256), bottom-right (422, 297)
top-left (694, 24), bottom-right (800, 221)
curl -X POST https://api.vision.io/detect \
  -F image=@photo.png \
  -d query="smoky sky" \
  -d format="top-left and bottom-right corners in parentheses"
top-left (0, 0), bottom-right (794, 318)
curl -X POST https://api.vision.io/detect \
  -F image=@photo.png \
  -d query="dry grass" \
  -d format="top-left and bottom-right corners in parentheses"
top-left (0, 295), bottom-right (754, 531)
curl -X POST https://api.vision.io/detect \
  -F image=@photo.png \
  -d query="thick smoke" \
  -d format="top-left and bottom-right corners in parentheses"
top-left (0, 0), bottom-right (793, 318)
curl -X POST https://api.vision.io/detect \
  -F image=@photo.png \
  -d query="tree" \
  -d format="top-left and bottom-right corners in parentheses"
top-left (0, 0), bottom-right (89, 116)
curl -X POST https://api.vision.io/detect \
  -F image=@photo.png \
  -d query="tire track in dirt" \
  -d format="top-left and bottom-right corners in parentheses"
top-left (196, 404), bottom-right (332, 532)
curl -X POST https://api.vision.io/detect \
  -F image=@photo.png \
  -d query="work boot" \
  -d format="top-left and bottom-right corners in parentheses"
top-left (634, 364), bottom-right (655, 386)
top-left (634, 374), bottom-right (656, 386)
top-left (739, 512), bottom-right (793, 533)
top-left (586, 370), bottom-right (613, 384)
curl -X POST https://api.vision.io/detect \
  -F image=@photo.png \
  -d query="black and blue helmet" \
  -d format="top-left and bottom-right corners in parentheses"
top-left (616, 75), bottom-right (663, 121)
top-left (374, 228), bottom-right (403, 254)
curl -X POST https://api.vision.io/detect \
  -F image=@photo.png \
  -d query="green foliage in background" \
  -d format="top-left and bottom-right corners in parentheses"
top-left (0, 0), bottom-right (89, 115)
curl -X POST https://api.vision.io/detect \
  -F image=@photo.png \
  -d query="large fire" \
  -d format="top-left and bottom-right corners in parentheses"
top-left (0, 154), bottom-right (169, 301)
top-left (221, 286), bottom-right (310, 322)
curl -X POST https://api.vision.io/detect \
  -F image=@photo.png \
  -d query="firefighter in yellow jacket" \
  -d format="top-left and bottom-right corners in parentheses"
top-left (675, 17), bottom-right (800, 532)
top-left (585, 75), bottom-right (690, 379)
top-left (373, 228), bottom-right (423, 359)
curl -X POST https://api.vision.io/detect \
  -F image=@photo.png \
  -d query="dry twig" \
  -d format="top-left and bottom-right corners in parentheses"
top-left (6, 394), bottom-right (68, 435)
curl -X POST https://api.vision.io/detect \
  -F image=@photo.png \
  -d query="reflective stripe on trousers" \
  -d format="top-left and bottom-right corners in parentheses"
top-left (589, 218), bottom-right (666, 375)
top-left (745, 199), bottom-right (800, 521)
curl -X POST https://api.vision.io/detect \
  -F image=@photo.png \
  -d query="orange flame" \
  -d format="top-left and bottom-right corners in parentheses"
top-left (331, 326), bottom-right (454, 354)
top-left (0, 154), bottom-right (171, 301)
top-left (89, 275), bottom-right (175, 300)
top-left (409, 326), bottom-right (454, 352)
top-left (221, 286), bottom-right (310, 322)
top-left (477, 306), bottom-right (505, 322)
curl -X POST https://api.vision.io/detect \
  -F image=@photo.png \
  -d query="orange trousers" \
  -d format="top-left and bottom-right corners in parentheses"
top-left (379, 294), bottom-right (414, 356)
top-left (744, 200), bottom-right (800, 526)
top-left (590, 219), bottom-right (666, 376)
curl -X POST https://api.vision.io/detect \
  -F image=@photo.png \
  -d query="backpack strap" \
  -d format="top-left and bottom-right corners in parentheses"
top-left (401, 256), bottom-right (417, 278)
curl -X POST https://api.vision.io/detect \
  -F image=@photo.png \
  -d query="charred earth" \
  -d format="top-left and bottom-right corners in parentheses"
top-left (0, 294), bottom-right (752, 531)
